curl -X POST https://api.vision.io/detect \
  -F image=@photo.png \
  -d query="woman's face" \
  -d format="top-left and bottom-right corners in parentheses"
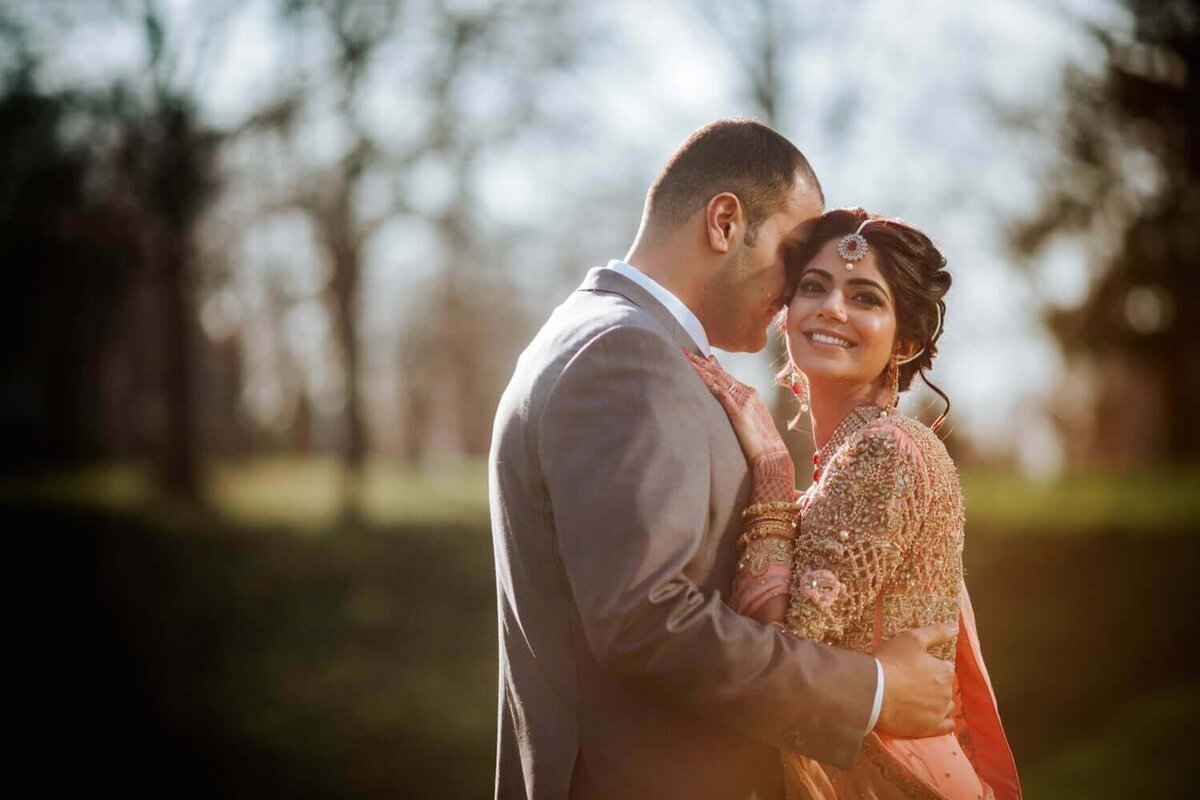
top-left (784, 238), bottom-right (902, 392)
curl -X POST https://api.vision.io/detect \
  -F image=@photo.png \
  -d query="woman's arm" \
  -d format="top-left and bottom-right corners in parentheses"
top-left (682, 352), bottom-right (801, 623)
top-left (731, 500), bottom-right (801, 624)
top-left (786, 424), bottom-right (927, 644)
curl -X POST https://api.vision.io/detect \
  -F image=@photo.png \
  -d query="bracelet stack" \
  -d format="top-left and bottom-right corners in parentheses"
top-left (735, 501), bottom-right (802, 579)
top-left (737, 501), bottom-right (802, 549)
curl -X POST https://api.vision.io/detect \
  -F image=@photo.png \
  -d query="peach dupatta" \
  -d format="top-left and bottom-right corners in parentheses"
top-left (782, 585), bottom-right (1021, 800)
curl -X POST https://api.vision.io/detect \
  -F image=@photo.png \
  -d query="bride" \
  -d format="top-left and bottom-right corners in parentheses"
top-left (688, 209), bottom-right (1021, 799)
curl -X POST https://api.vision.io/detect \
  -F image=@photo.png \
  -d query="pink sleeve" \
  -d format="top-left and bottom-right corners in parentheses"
top-left (731, 563), bottom-right (791, 617)
top-left (731, 489), bottom-right (811, 618)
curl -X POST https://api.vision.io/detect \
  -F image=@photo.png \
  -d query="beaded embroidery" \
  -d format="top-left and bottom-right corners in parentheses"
top-left (784, 405), bottom-right (965, 661)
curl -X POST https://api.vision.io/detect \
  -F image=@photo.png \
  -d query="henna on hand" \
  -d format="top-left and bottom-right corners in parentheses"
top-left (749, 450), bottom-right (798, 504)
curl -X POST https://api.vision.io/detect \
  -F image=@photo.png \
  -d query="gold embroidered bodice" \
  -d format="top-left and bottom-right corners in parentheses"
top-left (784, 404), bottom-right (964, 661)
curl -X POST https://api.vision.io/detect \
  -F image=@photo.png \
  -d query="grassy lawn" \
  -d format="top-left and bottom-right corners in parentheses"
top-left (960, 466), bottom-right (1200, 534)
top-left (0, 457), bottom-right (491, 529)
top-left (9, 459), bottom-right (1200, 797)
top-left (6, 457), bottom-right (1199, 533)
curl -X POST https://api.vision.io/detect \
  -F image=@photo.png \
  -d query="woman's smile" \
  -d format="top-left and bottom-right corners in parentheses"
top-left (803, 329), bottom-right (857, 349)
top-left (784, 239), bottom-right (899, 390)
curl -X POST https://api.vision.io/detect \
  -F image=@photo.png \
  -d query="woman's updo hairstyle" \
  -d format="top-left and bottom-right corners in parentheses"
top-left (778, 207), bottom-right (953, 430)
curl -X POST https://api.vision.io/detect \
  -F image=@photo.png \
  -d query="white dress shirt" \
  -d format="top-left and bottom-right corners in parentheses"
top-left (606, 260), bottom-right (712, 357)
top-left (604, 259), bottom-right (885, 735)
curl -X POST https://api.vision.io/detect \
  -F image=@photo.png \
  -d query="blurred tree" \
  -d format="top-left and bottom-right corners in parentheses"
top-left (0, 0), bottom-right (300, 495)
top-left (100, 1), bottom-right (244, 498)
top-left (262, 0), bottom-right (595, 516)
top-left (0, 5), bottom-right (216, 495)
top-left (0, 58), bottom-right (137, 472)
top-left (268, 0), bottom-right (398, 518)
top-left (1010, 0), bottom-right (1200, 465)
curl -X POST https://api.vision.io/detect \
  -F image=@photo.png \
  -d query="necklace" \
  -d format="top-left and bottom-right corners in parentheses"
top-left (811, 403), bottom-right (891, 483)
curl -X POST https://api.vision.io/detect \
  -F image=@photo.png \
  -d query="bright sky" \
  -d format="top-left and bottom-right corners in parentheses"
top-left (26, 0), bottom-right (1131, 473)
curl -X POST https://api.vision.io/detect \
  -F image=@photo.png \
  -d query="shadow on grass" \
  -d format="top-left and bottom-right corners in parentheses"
top-left (16, 502), bottom-right (1200, 798)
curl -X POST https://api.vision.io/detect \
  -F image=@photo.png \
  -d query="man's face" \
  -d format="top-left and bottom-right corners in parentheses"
top-left (708, 176), bottom-right (823, 353)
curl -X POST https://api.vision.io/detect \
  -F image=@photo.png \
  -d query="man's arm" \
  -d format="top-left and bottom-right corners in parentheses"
top-left (537, 324), bottom-right (877, 768)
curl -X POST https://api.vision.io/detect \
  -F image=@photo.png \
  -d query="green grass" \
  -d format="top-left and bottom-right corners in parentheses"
top-left (5, 458), bottom-right (1199, 534)
top-left (960, 466), bottom-right (1200, 534)
top-left (0, 457), bottom-right (491, 530)
top-left (1020, 684), bottom-right (1200, 799)
top-left (11, 480), bottom-right (1200, 798)
top-left (0, 460), bottom-right (156, 509)
top-left (207, 456), bottom-right (491, 530)
top-left (6, 457), bottom-right (1199, 796)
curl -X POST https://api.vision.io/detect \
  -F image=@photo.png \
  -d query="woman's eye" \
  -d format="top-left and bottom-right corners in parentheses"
top-left (854, 292), bottom-right (883, 307)
top-left (799, 280), bottom-right (826, 293)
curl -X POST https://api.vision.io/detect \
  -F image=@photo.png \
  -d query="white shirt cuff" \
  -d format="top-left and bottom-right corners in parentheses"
top-left (867, 658), bottom-right (884, 734)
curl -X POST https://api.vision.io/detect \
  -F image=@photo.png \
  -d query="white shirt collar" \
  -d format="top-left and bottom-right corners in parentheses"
top-left (605, 260), bottom-right (712, 357)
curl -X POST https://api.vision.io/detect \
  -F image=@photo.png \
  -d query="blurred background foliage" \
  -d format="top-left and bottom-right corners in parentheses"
top-left (3, 0), bottom-right (1198, 797)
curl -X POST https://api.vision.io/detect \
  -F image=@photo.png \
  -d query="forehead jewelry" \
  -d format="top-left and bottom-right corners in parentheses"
top-left (837, 219), bottom-right (872, 271)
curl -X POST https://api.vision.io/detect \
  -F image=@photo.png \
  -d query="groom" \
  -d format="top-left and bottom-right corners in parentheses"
top-left (489, 119), bottom-right (957, 799)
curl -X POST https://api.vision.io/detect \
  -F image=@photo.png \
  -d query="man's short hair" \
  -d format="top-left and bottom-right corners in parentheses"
top-left (645, 119), bottom-right (823, 245)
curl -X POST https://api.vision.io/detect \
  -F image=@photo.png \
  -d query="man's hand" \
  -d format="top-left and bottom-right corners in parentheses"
top-left (873, 622), bottom-right (958, 738)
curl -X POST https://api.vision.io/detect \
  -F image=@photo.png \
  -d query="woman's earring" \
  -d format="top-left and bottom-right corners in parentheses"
top-left (884, 358), bottom-right (900, 411)
top-left (790, 370), bottom-right (810, 414)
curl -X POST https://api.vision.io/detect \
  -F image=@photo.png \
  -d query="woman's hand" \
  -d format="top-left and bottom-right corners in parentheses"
top-left (685, 351), bottom-right (797, 503)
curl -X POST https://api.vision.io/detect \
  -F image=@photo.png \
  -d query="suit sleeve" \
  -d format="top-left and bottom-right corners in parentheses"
top-left (537, 324), bottom-right (877, 767)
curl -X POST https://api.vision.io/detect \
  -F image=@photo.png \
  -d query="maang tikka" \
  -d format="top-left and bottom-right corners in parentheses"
top-left (838, 219), bottom-right (872, 271)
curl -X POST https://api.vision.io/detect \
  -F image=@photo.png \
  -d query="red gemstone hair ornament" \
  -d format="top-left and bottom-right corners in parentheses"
top-left (837, 219), bottom-right (872, 271)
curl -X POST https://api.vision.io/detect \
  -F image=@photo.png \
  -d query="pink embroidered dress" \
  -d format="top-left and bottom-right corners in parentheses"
top-left (733, 404), bottom-right (1021, 800)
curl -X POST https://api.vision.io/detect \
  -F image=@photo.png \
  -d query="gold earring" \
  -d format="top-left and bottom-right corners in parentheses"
top-left (885, 358), bottom-right (900, 411)
top-left (777, 368), bottom-right (811, 416)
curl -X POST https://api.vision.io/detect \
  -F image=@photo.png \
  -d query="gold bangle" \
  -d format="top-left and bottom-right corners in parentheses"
top-left (740, 520), bottom-right (797, 541)
top-left (742, 501), bottom-right (803, 520)
top-left (741, 513), bottom-right (800, 531)
top-left (738, 526), bottom-right (797, 550)
top-left (742, 520), bottom-right (795, 535)
top-left (739, 520), bottom-right (796, 537)
top-left (743, 515), bottom-right (798, 535)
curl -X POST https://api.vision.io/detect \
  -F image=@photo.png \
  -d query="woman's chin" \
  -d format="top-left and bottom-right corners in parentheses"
top-left (791, 357), bottom-right (850, 380)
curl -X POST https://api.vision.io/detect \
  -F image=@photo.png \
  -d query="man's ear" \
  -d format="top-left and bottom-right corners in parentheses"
top-left (704, 192), bottom-right (742, 254)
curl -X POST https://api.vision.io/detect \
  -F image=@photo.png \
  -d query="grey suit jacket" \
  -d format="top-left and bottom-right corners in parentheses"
top-left (489, 267), bottom-right (877, 800)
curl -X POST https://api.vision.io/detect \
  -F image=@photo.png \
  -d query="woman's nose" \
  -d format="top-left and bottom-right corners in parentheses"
top-left (816, 292), bottom-right (848, 322)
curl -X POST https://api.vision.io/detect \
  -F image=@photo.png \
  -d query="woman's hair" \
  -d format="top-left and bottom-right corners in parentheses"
top-left (777, 207), bottom-right (953, 431)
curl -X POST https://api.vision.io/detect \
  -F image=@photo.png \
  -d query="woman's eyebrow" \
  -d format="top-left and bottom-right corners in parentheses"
top-left (800, 268), bottom-right (892, 302)
top-left (847, 277), bottom-right (891, 300)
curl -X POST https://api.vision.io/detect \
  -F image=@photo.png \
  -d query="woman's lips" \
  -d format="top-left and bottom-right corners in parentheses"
top-left (804, 330), bottom-right (856, 349)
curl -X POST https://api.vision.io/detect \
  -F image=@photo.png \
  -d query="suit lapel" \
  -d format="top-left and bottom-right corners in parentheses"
top-left (576, 267), bottom-right (705, 357)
